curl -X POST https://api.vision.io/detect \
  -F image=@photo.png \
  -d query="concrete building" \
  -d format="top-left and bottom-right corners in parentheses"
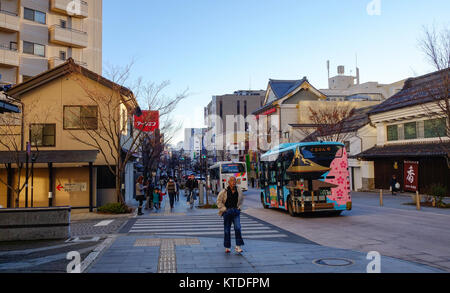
top-left (184, 128), bottom-right (207, 160)
top-left (322, 64), bottom-right (405, 101)
top-left (0, 0), bottom-right (102, 86)
top-left (204, 90), bottom-right (265, 162)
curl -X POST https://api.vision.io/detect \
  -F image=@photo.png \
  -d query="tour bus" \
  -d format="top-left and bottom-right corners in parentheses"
top-left (259, 142), bottom-right (352, 216)
top-left (209, 162), bottom-right (248, 194)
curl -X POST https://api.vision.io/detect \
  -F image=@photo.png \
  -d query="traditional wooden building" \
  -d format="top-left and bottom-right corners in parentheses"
top-left (358, 69), bottom-right (450, 194)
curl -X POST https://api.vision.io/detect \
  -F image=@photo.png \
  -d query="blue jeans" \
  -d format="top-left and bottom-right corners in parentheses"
top-left (223, 209), bottom-right (244, 249)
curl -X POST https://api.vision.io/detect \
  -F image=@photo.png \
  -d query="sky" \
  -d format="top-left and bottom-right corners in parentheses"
top-left (102, 0), bottom-right (450, 144)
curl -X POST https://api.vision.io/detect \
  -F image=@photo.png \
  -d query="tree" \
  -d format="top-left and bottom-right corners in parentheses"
top-left (419, 25), bottom-right (450, 130)
top-left (419, 25), bottom-right (450, 166)
top-left (300, 104), bottom-right (357, 142)
top-left (0, 98), bottom-right (52, 207)
top-left (66, 63), bottom-right (187, 204)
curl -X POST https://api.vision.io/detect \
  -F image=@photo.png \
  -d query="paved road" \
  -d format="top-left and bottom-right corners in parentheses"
top-left (86, 191), bottom-right (441, 273)
top-left (243, 188), bottom-right (450, 272)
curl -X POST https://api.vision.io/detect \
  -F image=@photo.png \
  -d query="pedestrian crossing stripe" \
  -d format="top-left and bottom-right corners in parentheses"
top-left (127, 214), bottom-right (288, 239)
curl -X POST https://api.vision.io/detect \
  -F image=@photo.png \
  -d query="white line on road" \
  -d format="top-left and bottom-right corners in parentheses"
top-left (94, 220), bottom-right (115, 227)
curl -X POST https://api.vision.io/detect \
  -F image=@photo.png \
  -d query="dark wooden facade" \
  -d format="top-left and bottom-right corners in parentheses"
top-left (374, 156), bottom-right (450, 194)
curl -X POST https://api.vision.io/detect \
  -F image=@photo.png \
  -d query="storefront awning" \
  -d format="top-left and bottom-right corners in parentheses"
top-left (0, 150), bottom-right (99, 164)
top-left (356, 142), bottom-right (450, 160)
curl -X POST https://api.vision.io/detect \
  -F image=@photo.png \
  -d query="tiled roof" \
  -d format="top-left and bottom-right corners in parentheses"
top-left (269, 78), bottom-right (307, 99)
top-left (369, 68), bottom-right (449, 115)
top-left (356, 142), bottom-right (450, 159)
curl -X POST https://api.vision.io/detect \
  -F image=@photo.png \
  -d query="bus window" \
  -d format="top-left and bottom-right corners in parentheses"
top-left (269, 162), bottom-right (277, 184)
top-left (222, 163), bottom-right (246, 174)
top-left (301, 145), bottom-right (343, 159)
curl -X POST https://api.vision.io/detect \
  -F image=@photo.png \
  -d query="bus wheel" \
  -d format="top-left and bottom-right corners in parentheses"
top-left (330, 211), bottom-right (342, 217)
top-left (288, 197), bottom-right (296, 217)
top-left (261, 194), bottom-right (268, 209)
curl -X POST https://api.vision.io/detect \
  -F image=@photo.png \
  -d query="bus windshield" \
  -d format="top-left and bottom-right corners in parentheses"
top-left (300, 145), bottom-right (343, 159)
top-left (221, 163), bottom-right (246, 174)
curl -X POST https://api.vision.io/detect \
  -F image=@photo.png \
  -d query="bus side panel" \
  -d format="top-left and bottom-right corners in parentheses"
top-left (268, 185), bottom-right (279, 208)
top-left (324, 148), bottom-right (351, 210)
top-left (282, 186), bottom-right (290, 210)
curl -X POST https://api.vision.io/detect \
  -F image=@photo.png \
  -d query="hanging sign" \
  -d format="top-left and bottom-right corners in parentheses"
top-left (404, 161), bottom-right (419, 192)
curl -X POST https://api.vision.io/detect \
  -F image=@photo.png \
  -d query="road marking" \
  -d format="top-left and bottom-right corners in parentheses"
top-left (94, 220), bottom-right (114, 227)
top-left (82, 235), bottom-right (118, 273)
top-left (133, 238), bottom-right (200, 273)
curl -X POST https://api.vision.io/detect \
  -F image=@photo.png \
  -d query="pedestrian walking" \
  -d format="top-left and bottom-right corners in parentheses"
top-left (390, 175), bottom-right (399, 195)
top-left (153, 187), bottom-right (162, 210)
top-left (175, 179), bottom-right (180, 202)
top-left (217, 176), bottom-right (244, 254)
top-left (185, 175), bottom-right (198, 206)
top-left (166, 177), bottom-right (178, 210)
top-left (135, 176), bottom-right (145, 216)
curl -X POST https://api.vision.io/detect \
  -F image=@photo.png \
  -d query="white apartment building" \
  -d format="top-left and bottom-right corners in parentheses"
top-left (0, 0), bottom-right (102, 86)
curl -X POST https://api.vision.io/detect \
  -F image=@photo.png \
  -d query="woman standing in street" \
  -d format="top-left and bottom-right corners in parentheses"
top-left (217, 176), bottom-right (244, 253)
top-left (136, 176), bottom-right (145, 216)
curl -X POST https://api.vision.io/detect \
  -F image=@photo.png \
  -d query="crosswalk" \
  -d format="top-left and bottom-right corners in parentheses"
top-left (128, 214), bottom-right (289, 239)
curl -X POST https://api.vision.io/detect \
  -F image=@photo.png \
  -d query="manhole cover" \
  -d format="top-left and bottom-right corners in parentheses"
top-left (313, 258), bottom-right (354, 267)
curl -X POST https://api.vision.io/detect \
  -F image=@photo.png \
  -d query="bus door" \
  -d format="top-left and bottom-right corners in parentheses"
top-left (276, 160), bottom-right (284, 209)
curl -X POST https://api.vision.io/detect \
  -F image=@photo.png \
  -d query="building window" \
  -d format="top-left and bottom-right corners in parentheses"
top-left (23, 41), bottom-right (45, 57)
top-left (24, 8), bottom-right (46, 24)
top-left (237, 101), bottom-right (240, 115)
top-left (64, 106), bottom-right (98, 130)
top-left (30, 124), bottom-right (56, 147)
top-left (387, 125), bottom-right (398, 141)
top-left (424, 118), bottom-right (447, 138)
top-left (59, 51), bottom-right (66, 60)
top-left (219, 101), bottom-right (223, 118)
top-left (244, 100), bottom-right (247, 117)
top-left (404, 122), bottom-right (417, 140)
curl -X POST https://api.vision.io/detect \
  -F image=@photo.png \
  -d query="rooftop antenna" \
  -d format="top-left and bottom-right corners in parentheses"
top-left (355, 53), bottom-right (360, 85)
top-left (327, 60), bottom-right (330, 79)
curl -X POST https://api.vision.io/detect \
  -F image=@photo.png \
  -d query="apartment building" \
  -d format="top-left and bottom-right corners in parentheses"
top-left (0, 0), bottom-right (102, 86)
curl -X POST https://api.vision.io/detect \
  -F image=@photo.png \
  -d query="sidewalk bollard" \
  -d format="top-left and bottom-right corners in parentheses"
top-left (379, 189), bottom-right (383, 207)
top-left (416, 191), bottom-right (421, 211)
top-left (199, 182), bottom-right (204, 206)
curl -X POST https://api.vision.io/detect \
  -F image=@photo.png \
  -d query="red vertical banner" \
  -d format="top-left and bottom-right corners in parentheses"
top-left (404, 161), bottom-right (419, 192)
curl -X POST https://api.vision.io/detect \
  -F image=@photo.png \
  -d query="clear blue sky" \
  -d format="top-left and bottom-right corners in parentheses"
top-left (103, 0), bottom-right (450, 143)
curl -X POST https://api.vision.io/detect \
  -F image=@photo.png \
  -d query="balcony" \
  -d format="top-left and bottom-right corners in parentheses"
top-left (50, 0), bottom-right (88, 18)
top-left (0, 10), bottom-right (20, 32)
top-left (49, 25), bottom-right (88, 48)
top-left (0, 45), bottom-right (19, 68)
top-left (48, 57), bottom-right (87, 69)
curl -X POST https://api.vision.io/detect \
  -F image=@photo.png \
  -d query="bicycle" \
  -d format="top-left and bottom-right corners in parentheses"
top-left (188, 189), bottom-right (197, 209)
